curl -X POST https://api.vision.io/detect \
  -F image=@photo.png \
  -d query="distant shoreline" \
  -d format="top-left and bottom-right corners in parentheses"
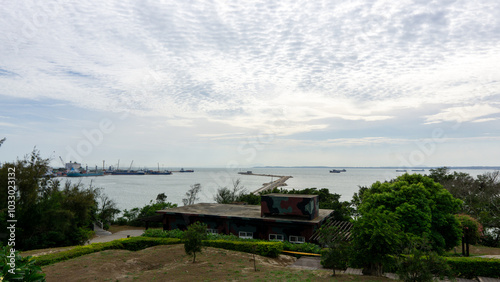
top-left (253, 166), bottom-right (500, 170)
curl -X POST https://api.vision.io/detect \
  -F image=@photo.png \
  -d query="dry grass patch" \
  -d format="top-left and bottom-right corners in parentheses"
top-left (42, 244), bottom-right (391, 281)
top-left (448, 245), bottom-right (500, 256)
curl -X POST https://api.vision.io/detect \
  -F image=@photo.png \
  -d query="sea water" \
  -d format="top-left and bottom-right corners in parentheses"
top-left (58, 167), bottom-right (498, 212)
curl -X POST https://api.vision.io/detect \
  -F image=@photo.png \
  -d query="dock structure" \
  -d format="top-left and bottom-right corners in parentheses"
top-left (238, 172), bottom-right (292, 195)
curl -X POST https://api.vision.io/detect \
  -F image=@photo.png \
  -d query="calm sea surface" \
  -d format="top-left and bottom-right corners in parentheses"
top-left (59, 167), bottom-right (498, 212)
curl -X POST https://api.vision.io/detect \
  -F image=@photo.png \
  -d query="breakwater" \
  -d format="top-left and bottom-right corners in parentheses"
top-left (238, 172), bottom-right (293, 195)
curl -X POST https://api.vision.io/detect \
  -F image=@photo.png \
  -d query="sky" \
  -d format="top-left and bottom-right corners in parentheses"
top-left (1, 0), bottom-right (499, 168)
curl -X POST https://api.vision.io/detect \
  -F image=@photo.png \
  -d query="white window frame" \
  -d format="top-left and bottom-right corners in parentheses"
top-left (269, 234), bottom-right (284, 241)
top-left (206, 228), bottom-right (218, 234)
top-left (238, 231), bottom-right (253, 239)
top-left (289, 235), bottom-right (305, 244)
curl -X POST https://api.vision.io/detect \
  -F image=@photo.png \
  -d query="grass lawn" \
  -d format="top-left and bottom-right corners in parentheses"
top-left (20, 225), bottom-right (145, 258)
top-left (41, 244), bottom-right (392, 281)
top-left (446, 244), bottom-right (500, 256)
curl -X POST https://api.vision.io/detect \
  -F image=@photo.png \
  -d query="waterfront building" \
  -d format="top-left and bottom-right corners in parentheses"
top-left (156, 194), bottom-right (333, 243)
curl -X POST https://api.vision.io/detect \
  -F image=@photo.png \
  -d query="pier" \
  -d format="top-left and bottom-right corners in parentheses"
top-left (238, 172), bottom-right (293, 195)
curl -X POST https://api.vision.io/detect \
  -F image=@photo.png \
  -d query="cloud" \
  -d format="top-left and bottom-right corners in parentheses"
top-left (424, 104), bottom-right (500, 124)
top-left (1, 0), bottom-right (500, 166)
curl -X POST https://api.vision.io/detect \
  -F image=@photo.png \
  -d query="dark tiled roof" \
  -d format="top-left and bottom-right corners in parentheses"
top-left (157, 203), bottom-right (333, 224)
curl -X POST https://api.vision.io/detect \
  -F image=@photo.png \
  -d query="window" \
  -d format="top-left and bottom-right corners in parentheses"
top-left (239, 231), bottom-right (253, 239)
top-left (289, 235), bottom-right (305, 244)
top-left (269, 234), bottom-right (284, 241)
top-left (206, 229), bottom-right (218, 234)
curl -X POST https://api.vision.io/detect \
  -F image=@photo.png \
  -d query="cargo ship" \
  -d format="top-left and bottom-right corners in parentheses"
top-left (145, 170), bottom-right (172, 175)
top-left (110, 170), bottom-right (146, 175)
top-left (179, 168), bottom-right (194, 172)
top-left (66, 168), bottom-right (104, 177)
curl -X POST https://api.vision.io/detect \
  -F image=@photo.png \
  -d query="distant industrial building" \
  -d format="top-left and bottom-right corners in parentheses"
top-left (65, 161), bottom-right (81, 171)
top-left (156, 194), bottom-right (334, 243)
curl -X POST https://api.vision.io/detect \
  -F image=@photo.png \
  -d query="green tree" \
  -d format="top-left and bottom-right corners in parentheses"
top-left (95, 188), bottom-right (120, 228)
top-left (351, 207), bottom-right (403, 276)
top-left (213, 179), bottom-right (246, 204)
top-left (236, 193), bottom-right (261, 205)
top-left (184, 221), bottom-right (207, 263)
top-left (182, 183), bottom-right (201, 206)
top-left (318, 224), bottom-right (350, 276)
top-left (428, 168), bottom-right (500, 247)
top-left (350, 185), bottom-right (369, 218)
top-left (396, 240), bottom-right (453, 282)
top-left (0, 149), bottom-right (101, 250)
top-left (456, 214), bottom-right (483, 256)
top-left (351, 174), bottom-right (462, 275)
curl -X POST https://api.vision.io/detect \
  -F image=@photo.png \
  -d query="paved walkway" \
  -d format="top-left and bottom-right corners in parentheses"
top-left (287, 256), bottom-right (324, 270)
top-left (88, 225), bottom-right (145, 244)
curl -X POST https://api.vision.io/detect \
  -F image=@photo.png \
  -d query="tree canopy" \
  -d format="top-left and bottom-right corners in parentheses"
top-left (351, 173), bottom-right (462, 275)
top-left (428, 167), bottom-right (500, 247)
top-left (183, 221), bottom-right (207, 263)
top-left (0, 149), bottom-right (116, 250)
top-left (183, 183), bottom-right (201, 206)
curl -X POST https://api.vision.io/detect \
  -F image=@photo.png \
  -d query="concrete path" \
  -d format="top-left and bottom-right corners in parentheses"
top-left (89, 229), bottom-right (145, 244)
top-left (287, 256), bottom-right (323, 270)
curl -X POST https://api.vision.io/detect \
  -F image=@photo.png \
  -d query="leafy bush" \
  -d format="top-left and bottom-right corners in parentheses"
top-left (204, 240), bottom-right (283, 258)
top-left (143, 229), bottom-right (265, 242)
top-left (282, 241), bottom-right (321, 255)
top-left (317, 225), bottom-right (351, 275)
top-left (142, 228), bottom-right (314, 258)
top-left (1, 245), bottom-right (46, 281)
top-left (35, 237), bottom-right (181, 266)
top-left (142, 228), bottom-right (185, 239)
top-left (184, 222), bottom-right (207, 262)
top-left (445, 256), bottom-right (500, 279)
top-left (113, 194), bottom-right (177, 227)
top-left (396, 244), bottom-right (453, 282)
top-left (206, 233), bottom-right (261, 242)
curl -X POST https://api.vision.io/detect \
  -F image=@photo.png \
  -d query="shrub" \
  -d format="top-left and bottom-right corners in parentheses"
top-left (445, 256), bottom-right (500, 279)
top-left (184, 222), bottom-right (208, 263)
top-left (396, 243), bottom-right (453, 282)
top-left (282, 241), bottom-right (321, 255)
top-left (142, 229), bottom-right (185, 239)
top-left (204, 240), bottom-right (283, 258)
top-left (1, 245), bottom-right (46, 281)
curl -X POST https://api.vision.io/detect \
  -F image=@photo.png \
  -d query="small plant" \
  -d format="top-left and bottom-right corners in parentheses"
top-left (1, 245), bottom-right (46, 281)
top-left (396, 241), bottom-right (454, 282)
top-left (318, 225), bottom-right (350, 276)
top-left (184, 221), bottom-right (208, 263)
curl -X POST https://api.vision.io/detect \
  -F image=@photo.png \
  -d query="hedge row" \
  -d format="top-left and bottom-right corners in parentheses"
top-left (34, 237), bottom-right (283, 266)
top-left (204, 240), bottom-right (283, 258)
top-left (143, 229), bottom-right (319, 256)
top-left (143, 229), bottom-right (263, 242)
top-left (35, 237), bottom-right (181, 266)
top-left (445, 257), bottom-right (500, 279)
top-left (142, 228), bottom-right (184, 239)
top-left (282, 241), bottom-right (321, 255)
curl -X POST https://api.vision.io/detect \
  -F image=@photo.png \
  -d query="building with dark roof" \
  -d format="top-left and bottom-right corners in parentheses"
top-left (156, 193), bottom-right (334, 243)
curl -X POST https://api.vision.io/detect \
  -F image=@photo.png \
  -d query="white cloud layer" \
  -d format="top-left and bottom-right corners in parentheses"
top-left (1, 0), bottom-right (499, 166)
